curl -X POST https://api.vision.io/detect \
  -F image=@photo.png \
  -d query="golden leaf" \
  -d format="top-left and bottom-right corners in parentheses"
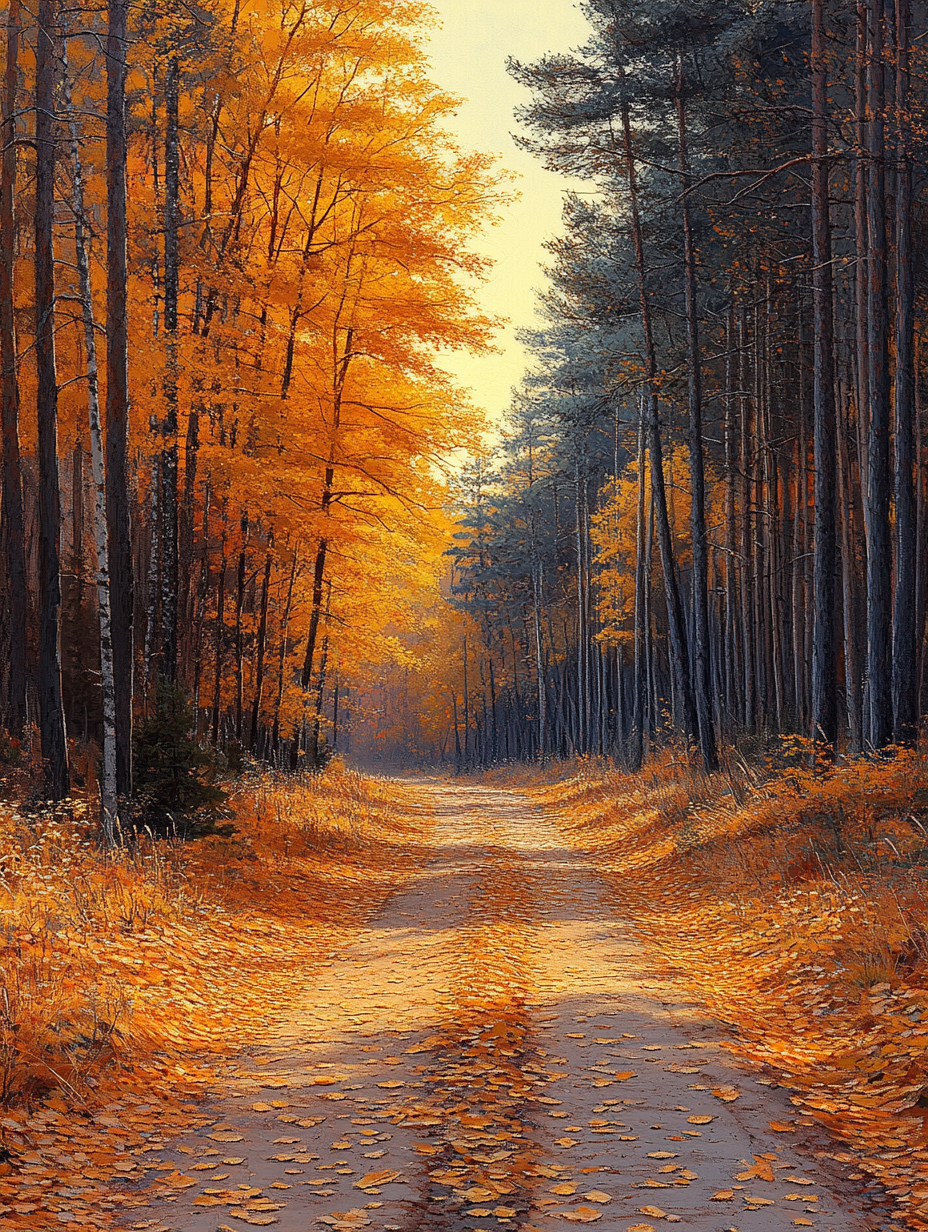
top-left (354, 1170), bottom-right (399, 1189)
top-left (560, 1205), bottom-right (603, 1222)
top-left (712, 1087), bottom-right (739, 1102)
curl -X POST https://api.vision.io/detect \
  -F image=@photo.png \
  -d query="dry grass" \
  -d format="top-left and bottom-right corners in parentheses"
top-left (531, 746), bottom-right (928, 1229)
top-left (0, 765), bottom-right (432, 1231)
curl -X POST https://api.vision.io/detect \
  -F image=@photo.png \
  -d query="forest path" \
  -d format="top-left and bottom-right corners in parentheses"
top-left (128, 783), bottom-right (874, 1232)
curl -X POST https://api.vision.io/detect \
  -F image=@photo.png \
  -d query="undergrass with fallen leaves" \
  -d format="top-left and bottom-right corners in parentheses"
top-left (0, 767), bottom-right (434, 1231)
top-left (528, 747), bottom-right (928, 1231)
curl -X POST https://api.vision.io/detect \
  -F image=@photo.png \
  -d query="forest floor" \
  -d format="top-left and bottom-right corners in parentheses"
top-left (1, 759), bottom-right (927, 1232)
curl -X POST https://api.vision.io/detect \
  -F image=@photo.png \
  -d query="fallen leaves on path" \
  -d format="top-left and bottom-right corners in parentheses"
top-left (535, 749), bottom-right (928, 1230)
top-left (0, 771), bottom-right (434, 1231)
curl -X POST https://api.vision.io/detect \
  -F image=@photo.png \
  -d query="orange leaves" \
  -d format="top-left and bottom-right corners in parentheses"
top-left (735, 1158), bottom-right (775, 1183)
top-left (354, 1169), bottom-right (400, 1189)
top-left (538, 752), bottom-right (928, 1232)
top-left (558, 1205), bottom-right (604, 1222)
top-left (637, 1204), bottom-right (680, 1221)
top-left (712, 1086), bottom-right (739, 1102)
top-left (0, 774), bottom-right (434, 1232)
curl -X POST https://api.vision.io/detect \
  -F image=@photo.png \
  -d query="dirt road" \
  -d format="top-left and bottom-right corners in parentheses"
top-left (125, 784), bottom-right (879, 1232)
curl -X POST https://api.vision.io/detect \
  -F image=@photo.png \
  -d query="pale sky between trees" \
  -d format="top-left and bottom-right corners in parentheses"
top-left (426, 0), bottom-right (589, 423)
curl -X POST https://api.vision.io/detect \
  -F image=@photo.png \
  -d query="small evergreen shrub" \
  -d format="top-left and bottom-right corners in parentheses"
top-left (132, 683), bottom-right (233, 839)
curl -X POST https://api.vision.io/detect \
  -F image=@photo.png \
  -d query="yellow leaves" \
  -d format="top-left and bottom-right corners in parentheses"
top-left (647, 1151), bottom-right (677, 1159)
top-left (162, 1169), bottom-right (197, 1188)
top-left (582, 1191), bottom-right (613, 1203)
top-left (208, 1131), bottom-right (245, 1142)
top-left (711, 1190), bottom-right (735, 1201)
top-left (559, 1206), bottom-right (604, 1222)
top-left (354, 1170), bottom-right (400, 1189)
top-left (768, 1120), bottom-right (795, 1132)
top-left (793, 1220), bottom-right (815, 1226)
top-left (613, 1070), bottom-right (636, 1081)
top-left (735, 1159), bottom-right (775, 1182)
top-left (550, 1183), bottom-right (577, 1195)
top-left (637, 1205), bottom-right (681, 1221)
top-left (686, 1115), bottom-right (714, 1124)
top-left (712, 1086), bottom-right (739, 1102)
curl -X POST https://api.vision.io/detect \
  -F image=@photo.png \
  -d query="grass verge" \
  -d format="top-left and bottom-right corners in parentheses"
top-left (0, 767), bottom-right (432, 1231)
top-left (531, 748), bottom-right (928, 1231)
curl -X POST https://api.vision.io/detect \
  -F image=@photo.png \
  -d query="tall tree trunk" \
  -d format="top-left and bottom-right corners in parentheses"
top-left (159, 51), bottom-right (180, 683)
top-left (810, 0), bottom-right (838, 749)
top-left (738, 304), bottom-right (755, 727)
top-left (106, 0), bottom-right (133, 794)
top-left (179, 403), bottom-right (198, 683)
top-left (0, 0), bottom-right (26, 736)
top-left (234, 511), bottom-right (248, 740)
top-left (250, 547), bottom-right (272, 751)
top-left (891, 0), bottom-right (917, 744)
top-left (530, 527), bottom-right (546, 759)
top-left (620, 97), bottom-right (697, 746)
top-left (864, 0), bottom-right (893, 749)
top-left (631, 399), bottom-right (647, 768)
top-left (272, 552), bottom-right (297, 756)
top-left (300, 535), bottom-right (328, 689)
top-left (35, 0), bottom-right (69, 798)
top-left (676, 71), bottom-right (717, 771)
top-left (211, 528), bottom-right (227, 745)
top-left (65, 60), bottom-right (118, 841)
top-left (838, 392), bottom-right (863, 750)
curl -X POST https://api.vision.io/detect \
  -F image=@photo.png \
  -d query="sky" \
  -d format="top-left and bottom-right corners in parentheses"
top-left (424, 0), bottom-right (591, 427)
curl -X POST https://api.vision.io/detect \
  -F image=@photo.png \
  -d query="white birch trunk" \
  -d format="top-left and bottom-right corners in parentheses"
top-left (64, 68), bottom-right (118, 845)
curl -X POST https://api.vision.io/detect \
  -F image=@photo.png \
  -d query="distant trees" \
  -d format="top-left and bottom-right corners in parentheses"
top-left (444, 0), bottom-right (928, 770)
top-left (0, 0), bottom-right (500, 826)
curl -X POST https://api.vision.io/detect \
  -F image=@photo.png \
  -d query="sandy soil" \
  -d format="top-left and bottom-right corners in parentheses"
top-left (120, 783), bottom-right (884, 1232)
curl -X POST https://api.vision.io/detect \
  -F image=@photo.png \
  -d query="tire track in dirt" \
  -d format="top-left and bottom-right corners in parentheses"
top-left (119, 783), bottom-right (885, 1232)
